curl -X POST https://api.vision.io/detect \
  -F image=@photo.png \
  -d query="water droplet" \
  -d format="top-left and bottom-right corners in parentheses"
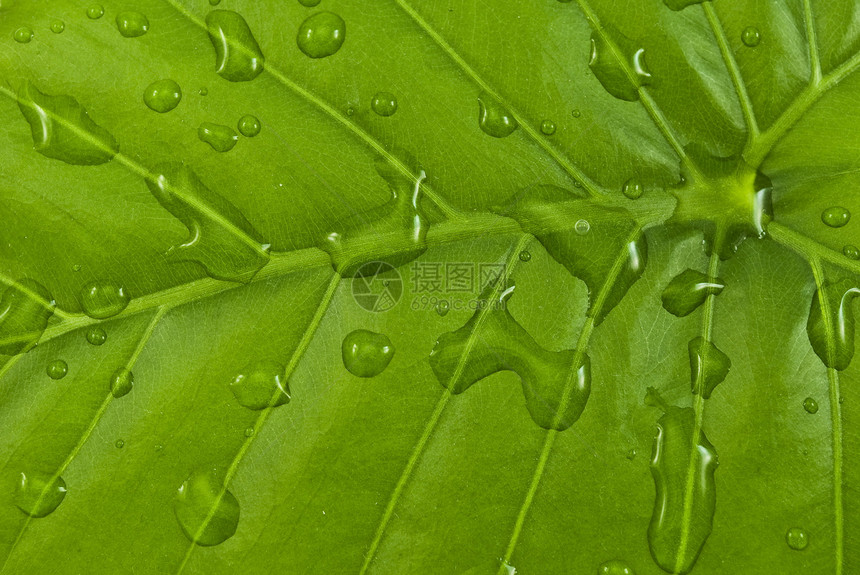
top-left (741, 26), bottom-right (761, 47)
top-left (198, 87), bottom-right (209, 96)
top-left (155, 444), bottom-right (164, 452)
top-left (821, 206), bottom-right (850, 228)
top-left (371, 92), bottom-right (398, 117)
top-left (843, 245), bottom-right (860, 260)
top-left (662, 269), bottom-right (725, 317)
top-left (342, 330), bottom-right (395, 378)
top-left (145, 162), bottom-right (270, 282)
top-left (807, 279), bottom-right (860, 370)
top-left (143, 79), bottom-right (182, 113)
top-left (435, 300), bottom-right (450, 316)
top-left (803, 397), bottom-right (819, 414)
top-left (198, 122), bottom-right (238, 152)
top-left (626, 448), bottom-right (637, 460)
top-left (589, 28), bottom-right (651, 101)
top-left (174, 466), bottom-right (240, 546)
top-left (598, 560), bottom-right (635, 575)
top-left (571, 109), bottom-right (581, 118)
top-left (86, 326), bottom-right (107, 346)
top-left (79, 280), bottom-right (130, 319)
top-left (110, 367), bottom-right (134, 398)
top-left (663, 0), bottom-right (706, 11)
top-left (786, 527), bottom-right (808, 550)
top-left (244, 427), bottom-right (254, 437)
top-left (840, 395), bottom-right (845, 404)
top-left (299, 0), bottom-right (321, 5)
top-left (574, 219), bottom-right (590, 235)
top-left (18, 82), bottom-right (119, 165)
top-left (116, 11), bottom-right (149, 38)
top-left (540, 119), bottom-right (556, 135)
top-left (207, 10), bottom-right (265, 81)
top-left (518, 250), bottom-right (531, 262)
top-left (50, 20), bottom-right (65, 34)
top-left (688, 337), bottom-right (731, 399)
top-left (346, 106), bottom-right (355, 116)
top-left (15, 471), bottom-right (66, 517)
top-left (0, 279), bottom-right (55, 355)
top-left (87, 5), bottom-right (104, 19)
top-left (622, 178), bottom-right (643, 200)
top-left (72, 264), bottom-right (82, 272)
top-left (647, 392), bottom-right (717, 575)
top-left (297, 11), bottom-right (346, 58)
top-left (14, 27), bottom-right (33, 43)
top-left (478, 91), bottom-right (518, 138)
top-left (46, 359), bottom-right (68, 380)
top-left (229, 360), bottom-right (290, 410)
top-left (237, 115), bottom-right (261, 137)
top-left (115, 439), bottom-right (125, 449)
top-left (209, 0), bottom-right (222, 5)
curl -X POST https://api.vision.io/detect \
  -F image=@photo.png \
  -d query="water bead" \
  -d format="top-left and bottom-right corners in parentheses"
top-left (371, 92), bottom-right (398, 117)
top-left (143, 79), bottom-right (182, 113)
top-left (237, 115), bottom-right (261, 137)
top-left (741, 26), bottom-right (761, 47)
top-left (47, 360), bottom-right (68, 380)
top-left (13, 27), bottom-right (34, 43)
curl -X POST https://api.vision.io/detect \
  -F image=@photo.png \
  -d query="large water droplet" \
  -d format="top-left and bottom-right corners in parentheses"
top-left (786, 527), bottom-right (808, 550)
top-left (207, 10), bottom-right (265, 81)
top-left (807, 278), bottom-right (860, 370)
top-left (478, 91), bottom-right (518, 138)
top-left (371, 92), bottom-right (398, 117)
top-left (741, 26), bottom-right (761, 47)
top-left (688, 337), bottom-right (730, 399)
top-left (518, 250), bottom-right (531, 262)
top-left (116, 11), bottom-right (149, 37)
top-left (143, 79), bottom-right (182, 113)
top-left (540, 119), bottom-right (556, 135)
top-left (174, 466), bottom-right (240, 546)
top-left (86, 5), bottom-right (104, 19)
top-left (79, 280), bottom-right (130, 319)
top-left (297, 11), bottom-right (346, 58)
top-left (622, 178), bottom-right (643, 200)
top-left (17, 82), bottom-right (119, 165)
top-left (15, 471), bottom-right (66, 517)
top-left (663, 0), bottom-right (706, 10)
top-left (86, 326), bottom-right (107, 346)
top-left (589, 28), bottom-right (651, 101)
top-left (110, 367), bottom-right (134, 398)
top-left (661, 269), bottom-right (725, 317)
top-left (843, 245), bottom-right (860, 260)
top-left (198, 122), bottom-right (238, 152)
top-left (575, 219), bottom-right (591, 235)
top-left (598, 560), bottom-right (635, 575)
top-left (229, 360), bottom-right (290, 410)
top-left (802, 397), bottom-right (819, 414)
top-left (822, 206), bottom-right (850, 228)
top-left (50, 20), bottom-right (65, 34)
top-left (0, 279), bottom-right (54, 355)
top-left (14, 27), bottom-right (34, 43)
top-left (237, 115), bottom-right (261, 137)
top-left (46, 359), bottom-right (68, 380)
top-left (145, 162), bottom-right (270, 282)
top-left (647, 391), bottom-right (717, 575)
top-left (342, 330), bottom-right (395, 377)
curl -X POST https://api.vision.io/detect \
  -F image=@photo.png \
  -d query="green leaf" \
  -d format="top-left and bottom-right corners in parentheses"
top-left (0, 1), bottom-right (859, 574)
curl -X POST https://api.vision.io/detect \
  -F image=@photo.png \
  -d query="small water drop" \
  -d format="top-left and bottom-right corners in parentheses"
top-left (207, 10), bottom-right (265, 81)
top-left (116, 11), bottom-right (149, 38)
top-left (174, 466), bottom-right (240, 546)
top-left (244, 427), bottom-right (254, 437)
top-left (209, 0), bottom-right (222, 5)
top-left (15, 471), bottom-right (66, 517)
top-left (79, 280), bottom-right (130, 319)
top-left (662, 269), bottom-right (725, 317)
top-left (229, 360), bottom-right (290, 410)
top-left (574, 219), bottom-right (590, 235)
top-left (198, 122), bottom-right (239, 152)
top-left (346, 106), bottom-right (355, 116)
top-left (143, 79), bottom-right (182, 113)
top-left (741, 26), bottom-right (761, 47)
top-left (299, 0), bottom-right (322, 5)
top-left (540, 119), bottom-right (557, 135)
top-left (46, 360), bottom-right (68, 380)
top-left (297, 11), bottom-right (346, 58)
top-left (155, 444), bottom-right (164, 452)
top-left (572, 109), bottom-right (581, 118)
top-left (110, 367), bottom-right (134, 398)
top-left (237, 115), bottom-right (261, 137)
top-left (72, 264), bottom-right (82, 272)
top-left (14, 27), bottom-right (34, 43)
top-left (598, 560), bottom-right (635, 575)
top-left (371, 92), bottom-right (398, 117)
top-left (342, 330), bottom-right (395, 378)
top-left (802, 397), bottom-right (819, 414)
top-left (786, 527), bottom-right (808, 550)
top-left (821, 206), bottom-right (850, 228)
top-left (622, 178), bottom-right (643, 200)
top-left (843, 245), bottom-right (860, 260)
top-left (115, 439), bottom-right (125, 449)
top-left (435, 300), bottom-right (450, 317)
top-left (625, 448), bottom-right (636, 460)
top-left (198, 87), bottom-right (209, 96)
top-left (87, 5), bottom-right (105, 19)
top-left (478, 91), bottom-right (518, 138)
top-left (86, 326), bottom-right (107, 346)
top-left (519, 250), bottom-right (531, 262)
top-left (50, 20), bottom-right (65, 34)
